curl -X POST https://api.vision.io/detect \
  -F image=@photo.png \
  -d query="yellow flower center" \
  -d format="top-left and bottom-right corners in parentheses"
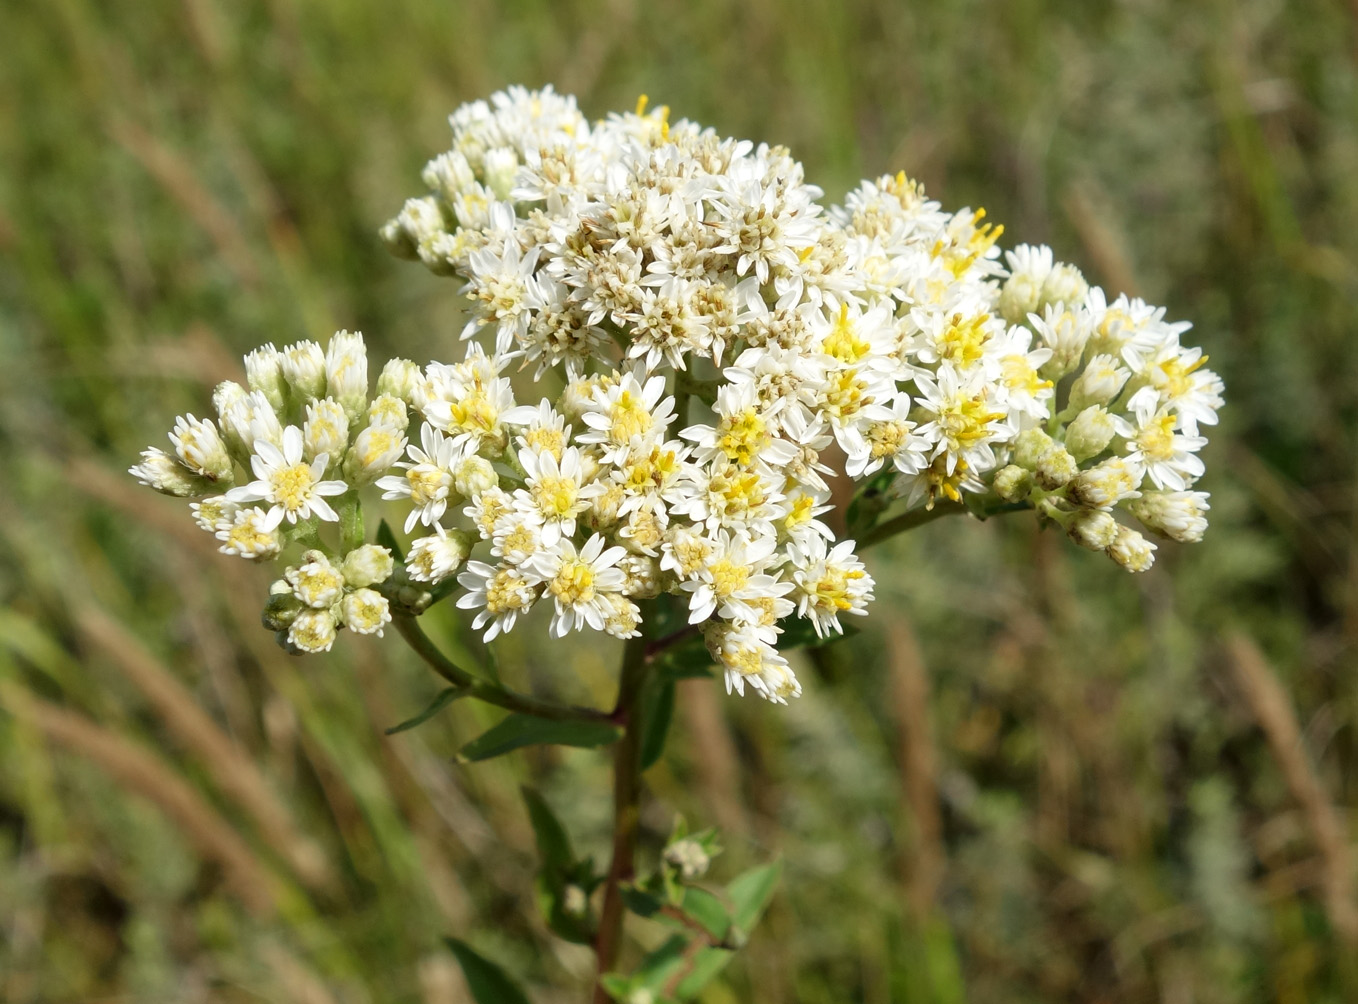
top-left (822, 304), bottom-right (871, 363)
top-left (937, 393), bottom-right (1003, 448)
top-left (811, 568), bottom-right (865, 612)
top-left (550, 557), bottom-right (596, 606)
top-left (1137, 415), bottom-right (1178, 461)
top-left (407, 467), bottom-right (449, 506)
top-left (608, 390), bottom-right (653, 444)
top-left (937, 312), bottom-right (991, 368)
top-left (534, 474), bottom-right (580, 517)
top-left (271, 462), bottom-right (317, 511)
top-left (717, 408), bottom-right (769, 466)
top-left (1001, 355), bottom-right (1053, 395)
top-left (709, 558), bottom-right (749, 599)
top-left (1156, 354), bottom-right (1208, 399)
top-left (821, 370), bottom-right (871, 420)
top-left (485, 570), bottom-right (531, 614)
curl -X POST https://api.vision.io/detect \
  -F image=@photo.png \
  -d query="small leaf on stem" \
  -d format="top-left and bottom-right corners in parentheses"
top-left (459, 714), bottom-right (622, 762)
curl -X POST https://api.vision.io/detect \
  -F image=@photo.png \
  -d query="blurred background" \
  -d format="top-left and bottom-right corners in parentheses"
top-left (2, 0), bottom-right (1357, 1001)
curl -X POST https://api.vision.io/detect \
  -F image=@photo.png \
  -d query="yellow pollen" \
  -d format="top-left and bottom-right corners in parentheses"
top-left (922, 456), bottom-right (969, 509)
top-left (270, 462), bottom-right (317, 511)
top-left (822, 370), bottom-right (871, 418)
top-left (550, 558), bottom-right (596, 606)
top-left (785, 495), bottom-right (816, 528)
top-left (822, 303), bottom-right (871, 362)
top-left (534, 474), bottom-right (579, 517)
top-left (938, 394), bottom-right (1004, 447)
top-left (450, 393), bottom-right (498, 433)
top-left (709, 558), bottom-right (749, 599)
top-left (717, 408), bottom-right (769, 465)
top-left (524, 426), bottom-right (565, 459)
top-left (812, 568), bottom-right (863, 612)
top-left (485, 569), bottom-right (531, 614)
top-left (868, 422), bottom-right (908, 459)
top-left (609, 391), bottom-right (653, 444)
top-left (406, 467), bottom-right (448, 506)
top-left (938, 313), bottom-right (992, 367)
top-left (1001, 355), bottom-right (1054, 395)
top-left (1138, 415), bottom-right (1178, 461)
top-left (1157, 354), bottom-right (1209, 398)
top-left (635, 94), bottom-right (649, 116)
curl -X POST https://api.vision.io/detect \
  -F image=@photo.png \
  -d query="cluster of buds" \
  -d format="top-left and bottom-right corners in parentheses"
top-left (132, 86), bottom-right (1222, 701)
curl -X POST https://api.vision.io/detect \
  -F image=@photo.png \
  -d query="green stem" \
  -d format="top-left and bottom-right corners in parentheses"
top-left (860, 499), bottom-right (1033, 549)
top-left (593, 626), bottom-right (652, 1001)
top-left (392, 615), bottom-right (608, 723)
top-left (339, 494), bottom-right (364, 553)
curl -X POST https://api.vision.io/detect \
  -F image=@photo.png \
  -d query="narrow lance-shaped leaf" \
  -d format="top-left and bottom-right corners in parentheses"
top-left (443, 938), bottom-right (532, 1004)
top-left (385, 686), bottom-right (467, 735)
top-left (459, 714), bottom-right (622, 762)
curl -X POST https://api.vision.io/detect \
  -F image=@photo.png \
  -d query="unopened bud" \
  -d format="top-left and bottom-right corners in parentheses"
top-left (992, 464), bottom-right (1032, 503)
top-left (244, 344), bottom-right (287, 412)
top-left (1067, 509), bottom-right (1119, 551)
top-left (281, 340), bottom-right (327, 403)
top-left (1013, 428), bottom-right (1054, 470)
top-left (284, 609), bottom-right (338, 654)
top-left (1064, 406), bottom-right (1116, 461)
top-left (377, 357), bottom-right (423, 405)
top-left (1067, 457), bottom-right (1143, 509)
top-left (325, 330), bottom-right (369, 421)
top-left (1128, 490), bottom-right (1210, 543)
top-left (341, 545), bottom-right (395, 588)
top-left (262, 591), bottom-right (303, 631)
top-left (1069, 354), bottom-right (1129, 411)
top-left (1108, 525), bottom-right (1156, 572)
top-left (343, 426), bottom-right (407, 485)
top-left (303, 398), bottom-right (349, 470)
top-left (341, 589), bottom-right (391, 636)
top-left (1035, 446), bottom-right (1078, 491)
top-left (129, 448), bottom-right (217, 498)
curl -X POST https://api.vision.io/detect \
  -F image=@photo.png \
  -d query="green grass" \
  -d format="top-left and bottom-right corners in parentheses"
top-left (3, 1), bottom-right (1358, 1001)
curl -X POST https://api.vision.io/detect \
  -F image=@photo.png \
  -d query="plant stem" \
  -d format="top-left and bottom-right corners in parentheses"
top-left (392, 615), bottom-right (608, 723)
top-left (860, 499), bottom-right (1033, 549)
top-left (593, 628), bottom-right (651, 1001)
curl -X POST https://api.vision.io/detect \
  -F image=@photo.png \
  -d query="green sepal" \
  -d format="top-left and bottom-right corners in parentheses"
top-left (385, 686), bottom-right (468, 734)
top-left (375, 518), bottom-right (405, 561)
top-left (443, 938), bottom-right (531, 1004)
top-left (458, 714), bottom-right (622, 762)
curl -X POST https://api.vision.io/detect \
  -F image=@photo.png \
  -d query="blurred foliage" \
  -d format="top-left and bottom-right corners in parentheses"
top-left (2, 0), bottom-right (1358, 1001)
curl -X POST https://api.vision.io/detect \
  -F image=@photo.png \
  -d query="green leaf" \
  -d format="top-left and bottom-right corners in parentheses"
top-left (639, 680), bottom-right (676, 771)
top-left (629, 934), bottom-right (689, 993)
top-left (443, 938), bottom-right (531, 1004)
top-left (459, 714), bottom-right (622, 762)
top-left (673, 947), bottom-right (734, 1000)
top-left (375, 519), bottom-right (405, 561)
top-left (677, 886), bottom-right (730, 941)
top-left (522, 787), bottom-right (574, 874)
top-left (620, 883), bottom-right (665, 919)
top-left (727, 860), bottom-right (782, 932)
top-left (385, 686), bottom-right (467, 735)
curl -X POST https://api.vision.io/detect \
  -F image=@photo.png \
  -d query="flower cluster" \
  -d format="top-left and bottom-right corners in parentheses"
top-left (132, 86), bottom-right (1223, 703)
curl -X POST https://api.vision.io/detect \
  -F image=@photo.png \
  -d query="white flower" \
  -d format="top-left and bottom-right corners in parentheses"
top-left (227, 426), bottom-right (349, 530)
top-left (286, 552), bottom-right (346, 608)
top-left (341, 589), bottom-right (391, 636)
top-left (303, 399), bottom-right (349, 467)
top-left (704, 621), bottom-right (802, 704)
top-left (215, 506), bottom-right (284, 560)
top-left (787, 535), bottom-right (874, 637)
top-left (244, 343), bottom-right (287, 411)
top-left (578, 371), bottom-right (674, 458)
top-left (407, 528), bottom-right (474, 584)
top-left (376, 424), bottom-right (465, 533)
top-left (341, 545), bottom-right (395, 588)
top-left (681, 379), bottom-right (799, 470)
top-left (281, 340), bottom-right (327, 401)
top-left (679, 530), bottom-right (791, 625)
top-left (516, 445), bottom-right (601, 545)
top-left (1116, 390), bottom-right (1206, 491)
top-left (456, 560), bottom-right (541, 641)
top-left (1067, 457), bottom-right (1144, 509)
top-left (169, 414), bottom-right (234, 483)
top-left (343, 424), bottom-right (408, 486)
top-left (524, 534), bottom-right (629, 638)
top-left (287, 609), bottom-right (338, 653)
top-left (1129, 490), bottom-right (1211, 543)
top-left (325, 330), bottom-right (369, 419)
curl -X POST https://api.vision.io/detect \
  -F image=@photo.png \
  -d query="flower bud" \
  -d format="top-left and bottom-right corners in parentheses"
top-left (421, 151), bottom-right (476, 202)
top-left (325, 330), bottom-right (369, 421)
top-left (1067, 509), bottom-right (1118, 551)
top-left (1128, 490), bottom-right (1210, 543)
top-left (343, 426), bottom-right (408, 486)
top-left (366, 394), bottom-right (409, 432)
top-left (1068, 354), bottom-right (1129, 411)
top-left (1040, 262), bottom-right (1088, 311)
top-left (1064, 406), bottom-right (1116, 462)
top-left (1067, 457), bottom-right (1143, 509)
top-left (285, 608), bottom-right (338, 654)
top-left (454, 455), bottom-right (499, 498)
top-left (170, 414), bottom-right (235, 484)
top-left (1034, 445), bottom-right (1078, 491)
top-left (992, 464), bottom-right (1032, 502)
top-left (482, 147), bottom-right (520, 201)
top-left (190, 497), bottom-right (239, 532)
top-left (286, 552), bottom-right (346, 609)
top-left (664, 837), bottom-right (711, 880)
top-left (303, 398), bottom-right (349, 469)
top-left (341, 589), bottom-right (392, 636)
top-left (219, 389), bottom-right (284, 455)
top-left (1013, 428), bottom-right (1054, 470)
top-left (129, 448), bottom-right (218, 498)
top-left (262, 591), bottom-right (303, 631)
top-left (281, 340), bottom-right (327, 403)
top-left (1108, 525), bottom-right (1156, 572)
top-left (380, 201), bottom-right (429, 261)
top-left (406, 530), bottom-right (475, 584)
top-left (341, 545), bottom-right (395, 588)
top-left (244, 343), bottom-right (287, 412)
top-left (999, 272), bottom-right (1044, 325)
top-left (376, 359), bottom-right (423, 406)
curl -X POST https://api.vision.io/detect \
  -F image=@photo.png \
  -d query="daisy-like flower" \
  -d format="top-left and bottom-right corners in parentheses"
top-left (679, 530), bottom-right (791, 625)
top-left (681, 380), bottom-right (799, 470)
top-left (704, 621), bottom-right (802, 704)
top-left (377, 424), bottom-right (466, 533)
top-left (407, 528), bottom-right (475, 584)
top-left (1116, 389), bottom-right (1206, 491)
top-left (227, 426), bottom-right (349, 530)
top-left (516, 445), bottom-right (602, 546)
top-left (524, 533), bottom-right (629, 638)
top-left (577, 371), bottom-right (674, 459)
top-left (215, 507), bottom-right (284, 560)
top-left (456, 560), bottom-right (541, 641)
top-left (786, 535), bottom-right (875, 637)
